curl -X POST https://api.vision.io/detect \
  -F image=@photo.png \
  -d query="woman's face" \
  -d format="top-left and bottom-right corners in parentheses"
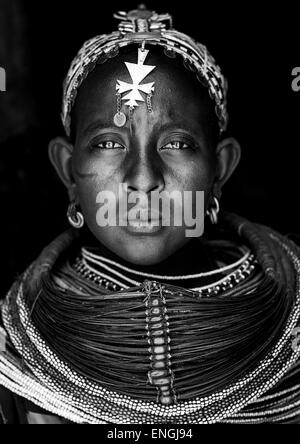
top-left (71, 49), bottom-right (219, 265)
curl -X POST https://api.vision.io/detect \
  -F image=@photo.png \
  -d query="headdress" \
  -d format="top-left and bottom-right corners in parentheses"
top-left (61, 5), bottom-right (229, 137)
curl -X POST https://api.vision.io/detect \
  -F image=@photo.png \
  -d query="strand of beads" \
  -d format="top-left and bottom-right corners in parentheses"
top-left (144, 281), bottom-right (176, 406)
top-left (73, 253), bottom-right (257, 297)
top-left (194, 255), bottom-right (258, 296)
top-left (73, 257), bottom-right (124, 291)
top-left (81, 246), bottom-right (252, 280)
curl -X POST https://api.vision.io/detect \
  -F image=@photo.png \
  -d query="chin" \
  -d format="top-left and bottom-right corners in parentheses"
top-left (114, 238), bottom-right (173, 266)
top-left (120, 250), bottom-right (167, 266)
top-left (90, 226), bottom-right (187, 266)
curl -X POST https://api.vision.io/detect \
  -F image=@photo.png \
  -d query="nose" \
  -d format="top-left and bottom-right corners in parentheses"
top-left (124, 149), bottom-right (165, 194)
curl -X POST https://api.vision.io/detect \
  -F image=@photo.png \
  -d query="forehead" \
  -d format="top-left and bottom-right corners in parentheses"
top-left (73, 46), bottom-right (215, 136)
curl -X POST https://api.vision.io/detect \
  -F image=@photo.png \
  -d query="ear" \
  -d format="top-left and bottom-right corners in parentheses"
top-left (213, 137), bottom-right (241, 197)
top-left (48, 137), bottom-right (77, 201)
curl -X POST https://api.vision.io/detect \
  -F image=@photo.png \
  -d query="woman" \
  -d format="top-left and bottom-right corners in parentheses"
top-left (0, 6), bottom-right (300, 424)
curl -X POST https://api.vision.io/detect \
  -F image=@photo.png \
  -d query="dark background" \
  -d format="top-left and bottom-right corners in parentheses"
top-left (0, 0), bottom-right (299, 296)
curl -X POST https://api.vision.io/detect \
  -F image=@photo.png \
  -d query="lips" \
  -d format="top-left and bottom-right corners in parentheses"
top-left (128, 219), bottom-right (161, 227)
top-left (128, 216), bottom-right (161, 223)
top-left (123, 213), bottom-right (163, 235)
top-left (125, 222), bottom-right (163, 235)
top-left (126, 210), bottom-right (162, 224)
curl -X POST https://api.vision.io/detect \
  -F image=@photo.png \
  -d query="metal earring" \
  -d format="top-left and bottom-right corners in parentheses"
top-left (67, 202), bottom-right (84, 229)
top-left (206, 196), bottom-right (220, 225)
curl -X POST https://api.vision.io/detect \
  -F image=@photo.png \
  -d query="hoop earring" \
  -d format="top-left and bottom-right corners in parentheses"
top-left (67, 202), bottom-right (84, 229)
top-left (206, 196), bottom-right (220, 225)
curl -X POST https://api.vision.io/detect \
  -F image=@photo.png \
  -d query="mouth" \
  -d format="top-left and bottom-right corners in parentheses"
top-left (124, 217), bottom-right (164, 235)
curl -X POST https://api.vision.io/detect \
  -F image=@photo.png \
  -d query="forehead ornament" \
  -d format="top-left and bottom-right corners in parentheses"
top-left (114, 45), bottom-right (156, 127)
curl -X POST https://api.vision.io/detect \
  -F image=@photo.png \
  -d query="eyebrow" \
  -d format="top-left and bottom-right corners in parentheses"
top-left (81, 119), bottom-right (205, 143)
top-left (154, 122), bottom-right (206, 142)
top-left (82, 119), bottom-right (128, 137)
top-left (153, 122), bottom-right (198, 133)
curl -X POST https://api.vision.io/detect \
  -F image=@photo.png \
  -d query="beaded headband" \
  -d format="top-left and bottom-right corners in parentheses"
top-left (62, 5), bottom-right (229, 137)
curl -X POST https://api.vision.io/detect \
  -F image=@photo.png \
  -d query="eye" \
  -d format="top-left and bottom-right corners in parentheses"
top-left (93, 141), bottom-right (124, 150)
top-left (160, 141), bottom-right (191, 151)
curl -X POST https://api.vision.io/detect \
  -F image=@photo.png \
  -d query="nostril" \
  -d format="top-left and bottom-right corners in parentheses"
top-left (124, 163), bottom-right (165, 195)
top-left (126, 184), bottom-right (164, 196)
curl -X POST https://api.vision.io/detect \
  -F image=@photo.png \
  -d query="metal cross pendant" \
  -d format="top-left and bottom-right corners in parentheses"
top-left (116, 48), bottom-right (156, 109)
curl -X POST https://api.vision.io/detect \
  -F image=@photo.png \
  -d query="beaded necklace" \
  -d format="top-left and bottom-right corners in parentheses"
top-left (1, 214), bottom-right (300, 424)
top-left (73, 250), bottom-right (257, 295)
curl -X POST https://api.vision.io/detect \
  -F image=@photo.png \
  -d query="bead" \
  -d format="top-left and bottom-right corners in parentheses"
top-left (151, 329), bottom-right (165, 337)
top-left (151, 308), bottom-right (161, 316)
top-left (149, 369), bottom-right (169, 379)
top-left (151, 323), bottom-right (163, 330)
top-left (160, 396), bottom-right (173, 405)
top-left (160, 386), bottom-right (170, 393)
top-left (153, 377), bottom-right (171, 386)
top-left (153, 361), bottom-right (166, 369)
top-left (150, 316), bottom-right (163, 323)
top-left (153, 337), bottom-right (165, 346)
top-left (150, 298), bottom-right (160, 307)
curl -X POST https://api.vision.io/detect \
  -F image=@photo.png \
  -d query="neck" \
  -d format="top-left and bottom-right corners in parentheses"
top-left (79, 230), bottom-right (220, 277)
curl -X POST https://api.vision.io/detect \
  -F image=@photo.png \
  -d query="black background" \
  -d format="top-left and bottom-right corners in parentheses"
top-left (0, 0), bottom-right (299, 296)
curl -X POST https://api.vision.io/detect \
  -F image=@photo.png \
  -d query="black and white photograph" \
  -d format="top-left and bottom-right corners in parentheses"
top-left (0, 0), bottom-right (299, 427)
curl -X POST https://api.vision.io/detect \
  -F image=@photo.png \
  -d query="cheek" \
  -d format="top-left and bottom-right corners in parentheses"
top-left (77, 180), bottom-right (99, 219)
top-left (166, 155), bottom-right (216, 219)
top-left (72, 147), bottom-right (121, 179)
top-left (72, 153), bottom-right (123, 226)
top-left (168, 155), bottom-right (216, 193)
